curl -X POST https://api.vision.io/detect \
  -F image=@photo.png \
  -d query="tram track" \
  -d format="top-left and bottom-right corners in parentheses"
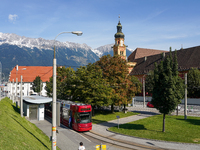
top-left (80, 130), bottom-right (170, 150)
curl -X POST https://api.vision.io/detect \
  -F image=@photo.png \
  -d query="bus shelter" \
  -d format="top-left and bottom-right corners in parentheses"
top-left (23, 95), bottom-right (52, 121)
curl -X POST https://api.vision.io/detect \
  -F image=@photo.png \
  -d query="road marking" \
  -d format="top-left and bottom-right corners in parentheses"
top-left (71, 130), bottom-right (91, 142)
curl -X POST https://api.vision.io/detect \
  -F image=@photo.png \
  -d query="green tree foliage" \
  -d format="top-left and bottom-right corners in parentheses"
top-left (125, 75), bottom-right (142, 110)
top-left (187, 68), bottom-right (200, 98)
top-left (32, 76), bottom-right (43, 95)
top-left (151, 50), bottom-right (184, 132)
top-left (45, 67), bottom-right (75, 99)
top-left (96, 55), bottom-right (137, 113)
top-left (72, 63), bottom-right (113, 115)
top-left (145, 70), bottom-right (154, 94)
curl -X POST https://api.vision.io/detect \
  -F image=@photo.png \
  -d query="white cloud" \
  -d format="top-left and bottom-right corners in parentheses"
top-left (8, 14), bottom-right (18, 23)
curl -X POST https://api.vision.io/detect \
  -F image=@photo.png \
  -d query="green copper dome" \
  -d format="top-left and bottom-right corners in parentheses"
top-left (114, 21), bottom-right (124, 38)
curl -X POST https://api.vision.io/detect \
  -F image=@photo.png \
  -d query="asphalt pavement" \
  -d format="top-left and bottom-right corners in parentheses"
top-left (31, 107), bottom-right (200, 150)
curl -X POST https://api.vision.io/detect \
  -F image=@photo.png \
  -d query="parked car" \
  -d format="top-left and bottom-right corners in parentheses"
top-left (147, 102), bottom-right (154, 108)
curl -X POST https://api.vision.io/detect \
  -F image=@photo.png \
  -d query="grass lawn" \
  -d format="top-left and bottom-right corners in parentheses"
top-left (0, 98), bottom-right (59, 150)
top-left (92, 109), bottom-right (139, 124)
top-left (109, 114), bottom-right (200, 144)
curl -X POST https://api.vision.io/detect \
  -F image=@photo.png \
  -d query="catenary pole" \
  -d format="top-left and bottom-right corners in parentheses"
top-left (184, 73), bottom-right (187, 120)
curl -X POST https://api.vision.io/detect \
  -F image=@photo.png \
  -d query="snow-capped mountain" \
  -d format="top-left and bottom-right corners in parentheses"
top-left (0, 32), bottom-right (92, 51)
top-left (0, 32), bottom-right (99, 78)
top-left (93, 44), bottom-right (134, 58)
top-left (0, 32), bottom-right (135, 79)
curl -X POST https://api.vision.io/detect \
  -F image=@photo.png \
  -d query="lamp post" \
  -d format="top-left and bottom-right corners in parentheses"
top-left (52, 31), bottom-right (82, 150)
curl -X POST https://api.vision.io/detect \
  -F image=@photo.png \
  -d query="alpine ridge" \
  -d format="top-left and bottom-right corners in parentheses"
top-left (0, 32), bottom-right (133, 79)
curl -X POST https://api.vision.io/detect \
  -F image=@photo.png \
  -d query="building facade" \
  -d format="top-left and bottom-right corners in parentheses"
top-left (7, 65), bottom-right (53, 98)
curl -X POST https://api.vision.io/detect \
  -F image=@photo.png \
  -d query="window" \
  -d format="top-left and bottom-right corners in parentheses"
top-left (120, 51), bottom-right (124, 55)
top-left (76, 112), bottom-right (92, 123)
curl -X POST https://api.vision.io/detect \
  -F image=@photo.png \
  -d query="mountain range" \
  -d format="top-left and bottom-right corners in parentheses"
top-left (0, 32), bottom-right (133, 80)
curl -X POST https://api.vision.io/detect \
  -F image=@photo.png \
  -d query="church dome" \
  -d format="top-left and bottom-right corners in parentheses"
top-left (114, 21), bottom-right (124, 38)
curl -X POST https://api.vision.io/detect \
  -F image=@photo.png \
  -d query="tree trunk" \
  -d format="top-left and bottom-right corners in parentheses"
top-left (111, 104), bottom-right (114, 113)
top-left (176, 105), bottom-right (178, 116)
top-left (123, 104), bottom-right (127, 113)
top-left (92, 105), bottom-right (95, 116)
top-left (162, 113), bottom-right (165, 132)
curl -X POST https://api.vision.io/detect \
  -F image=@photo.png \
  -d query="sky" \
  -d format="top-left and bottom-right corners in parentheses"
top-left (1, 0), bottom-right (200, 51)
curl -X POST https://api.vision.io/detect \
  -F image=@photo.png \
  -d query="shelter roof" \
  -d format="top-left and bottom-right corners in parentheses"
top-left (23, 96), bottom-right (52, 104)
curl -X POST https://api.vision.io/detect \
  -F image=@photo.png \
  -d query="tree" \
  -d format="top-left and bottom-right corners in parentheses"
top-left (32, 76), bottom-right (43, 95)
top-left (187, 68), bottom-right (200, 98)
top-left (96, 55), bottom-right (137, 113)
top-left (45, 66), bottom-right (75, 99)
top-left (126, 75), bottom-right (142, 109)
top-left (72, 63), bottom-right (113, 115)
top-left (151, 50), bottom-right (184, 132)
top-left (145, 70), bottom-right (154, 94)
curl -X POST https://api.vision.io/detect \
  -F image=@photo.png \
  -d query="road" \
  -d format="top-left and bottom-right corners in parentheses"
top-left (31, 108), bottom-right (200, 150)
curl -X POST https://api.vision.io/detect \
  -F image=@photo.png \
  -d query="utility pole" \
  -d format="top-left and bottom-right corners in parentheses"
top-left (143, 76), bottom-right (145, 107)
top-left (16, 65), bottom-right (18, 103)
top-left (20, 75), bottom-right (23, 117)
top-left (184, 73), bottom-right (187, 120)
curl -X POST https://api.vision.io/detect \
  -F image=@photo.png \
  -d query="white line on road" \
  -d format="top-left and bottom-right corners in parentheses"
top-left (71, 130), bottom-right (91, 142)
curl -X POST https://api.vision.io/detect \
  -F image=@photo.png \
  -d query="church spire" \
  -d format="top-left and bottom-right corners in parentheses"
top-left (115, 15), bottom-right (124, 39)
top-left (113, 17), bottom-right (126, 59)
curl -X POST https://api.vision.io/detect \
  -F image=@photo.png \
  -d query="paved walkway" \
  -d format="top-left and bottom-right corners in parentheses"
top-left (31, 109), bottom-right (200, 150)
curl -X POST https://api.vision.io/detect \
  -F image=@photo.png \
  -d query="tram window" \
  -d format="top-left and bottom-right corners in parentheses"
top-left (76, 112), bottom-right (91, 123)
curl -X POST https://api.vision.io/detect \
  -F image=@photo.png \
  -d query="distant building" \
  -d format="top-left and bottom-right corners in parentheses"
top-left (128, 46), bottom-right (200, 80)
top-left (7, 65), bottom-right (53, 97)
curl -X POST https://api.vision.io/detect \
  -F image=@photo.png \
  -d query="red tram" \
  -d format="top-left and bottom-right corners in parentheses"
top-left (45, 100), bottom-right (92, 132)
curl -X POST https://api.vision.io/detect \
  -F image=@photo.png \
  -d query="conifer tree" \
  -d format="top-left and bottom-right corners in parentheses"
top-left (151, 50), bottom-right (184, 132)
top-left (187, 68), bottom-right (200, 98)
top-left (32, 76), bottom-right (43, 95)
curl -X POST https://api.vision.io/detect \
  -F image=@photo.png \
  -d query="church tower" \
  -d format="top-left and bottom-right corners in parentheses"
top-left (113, 18), bottom-right (126, 60)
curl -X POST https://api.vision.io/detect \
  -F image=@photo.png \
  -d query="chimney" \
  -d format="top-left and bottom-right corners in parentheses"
top-left (144, 56), bottom-right (147, 61)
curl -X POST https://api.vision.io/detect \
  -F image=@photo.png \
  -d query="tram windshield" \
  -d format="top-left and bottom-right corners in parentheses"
top-left (76, 112), bottom-right (92, 123)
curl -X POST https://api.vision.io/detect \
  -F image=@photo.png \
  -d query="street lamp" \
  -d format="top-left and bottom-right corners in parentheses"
top-left (52, 31), bottom-right (82, 150)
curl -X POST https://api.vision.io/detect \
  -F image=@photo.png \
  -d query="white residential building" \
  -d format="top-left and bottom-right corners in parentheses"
top-left (7, 65), bottom-right (53, 98)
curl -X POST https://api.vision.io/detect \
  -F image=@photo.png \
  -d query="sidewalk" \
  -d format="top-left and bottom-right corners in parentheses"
top-left (31, 110), bottom-right (200, 150)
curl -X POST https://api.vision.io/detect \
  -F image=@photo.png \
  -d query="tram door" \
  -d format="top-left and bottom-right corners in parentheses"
top-left (29, 105), bottom-right (38, 120)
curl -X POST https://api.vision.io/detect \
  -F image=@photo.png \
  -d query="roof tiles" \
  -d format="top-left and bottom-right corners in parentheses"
top-left (9, 66), bottom-right (53, 82)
